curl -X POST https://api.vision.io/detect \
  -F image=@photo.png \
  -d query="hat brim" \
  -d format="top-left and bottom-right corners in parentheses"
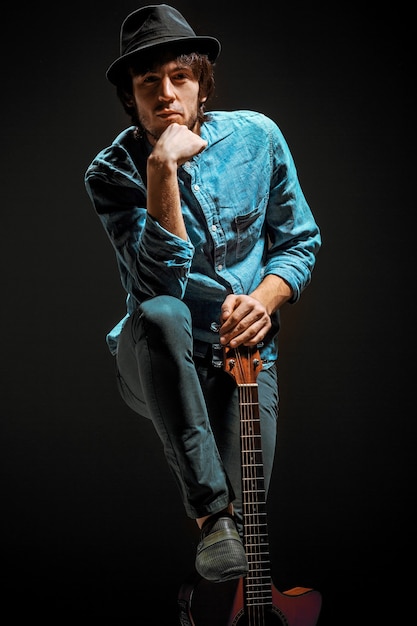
top-left (106, 36), bottom-right (221, 86)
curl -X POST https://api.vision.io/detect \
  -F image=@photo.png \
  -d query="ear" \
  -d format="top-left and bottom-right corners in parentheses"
top-left (121, 90), bottom-right (135, 107)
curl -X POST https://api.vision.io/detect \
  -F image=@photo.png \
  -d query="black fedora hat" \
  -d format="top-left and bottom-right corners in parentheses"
top-left (106, 4), bottom-right (221, 86)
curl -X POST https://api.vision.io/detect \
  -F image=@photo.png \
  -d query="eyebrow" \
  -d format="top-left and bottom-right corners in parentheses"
top-left (148, 63), bottom-right (192, 73)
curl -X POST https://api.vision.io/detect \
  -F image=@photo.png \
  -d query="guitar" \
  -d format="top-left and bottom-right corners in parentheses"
top-left (178, 345), bottom-right (322, 626)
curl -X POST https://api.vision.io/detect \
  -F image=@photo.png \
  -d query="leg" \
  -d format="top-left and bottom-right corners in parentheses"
top-left (115, 295), bottom-right (232, 519)
top-left (115, 295), bottom-right (248, 582)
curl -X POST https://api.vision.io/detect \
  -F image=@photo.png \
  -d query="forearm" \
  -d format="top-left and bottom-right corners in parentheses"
top-left (146, 153), bottom-right (187, 240)
top-left (249, 274), bottom-right (293, 316)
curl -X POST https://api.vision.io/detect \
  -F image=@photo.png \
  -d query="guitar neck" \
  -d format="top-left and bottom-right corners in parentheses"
top-left (238, 381), bottom-right (273, 608)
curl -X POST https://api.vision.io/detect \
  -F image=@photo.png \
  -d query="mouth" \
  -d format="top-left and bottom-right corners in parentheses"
top-left (157, 109), bottom-right (182, 119)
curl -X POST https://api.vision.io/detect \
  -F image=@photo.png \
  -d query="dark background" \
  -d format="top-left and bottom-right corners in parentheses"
top-left (1, 2), bottom-right (413, 624)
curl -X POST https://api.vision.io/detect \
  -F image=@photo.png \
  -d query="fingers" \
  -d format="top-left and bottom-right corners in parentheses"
top-left (219, 295), bottom-right (271, 347)
top-left (157, 123), bottom-right (207, 164)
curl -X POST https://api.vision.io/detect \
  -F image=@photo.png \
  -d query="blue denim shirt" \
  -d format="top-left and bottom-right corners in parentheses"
top-left (85, 110), bottom-right (321, 363)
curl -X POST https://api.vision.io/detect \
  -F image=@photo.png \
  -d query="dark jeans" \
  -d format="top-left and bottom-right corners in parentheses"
top-left (115, 295), bottom-right (278, 534)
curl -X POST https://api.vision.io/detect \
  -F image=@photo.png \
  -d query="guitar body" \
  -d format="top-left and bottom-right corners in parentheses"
top-left (178, 574), bottom-right (321, 626)
top-left (229, 578), bottom-right (322, 626)
top-left (178, 345), bottom-right (321, 626)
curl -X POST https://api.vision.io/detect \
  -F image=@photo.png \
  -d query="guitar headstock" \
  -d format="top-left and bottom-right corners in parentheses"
top-left (223, 345), bottom-right (263, 385)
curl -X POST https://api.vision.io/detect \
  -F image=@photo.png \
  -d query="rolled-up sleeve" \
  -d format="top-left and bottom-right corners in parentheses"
top-left (264, 121), bottom-right (321, 302)
top-left (85, 146), bottom-right (194, 302)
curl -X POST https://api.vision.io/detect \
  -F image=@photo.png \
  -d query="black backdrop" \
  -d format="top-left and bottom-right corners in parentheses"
top-left (1, 2), bottom-right (413, 624)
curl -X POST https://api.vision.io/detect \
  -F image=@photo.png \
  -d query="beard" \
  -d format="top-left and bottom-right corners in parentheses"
top-left (137, 110), bottom-right (199, 142)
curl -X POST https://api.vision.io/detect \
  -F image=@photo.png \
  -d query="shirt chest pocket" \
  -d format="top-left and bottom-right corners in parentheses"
top-left (227, 202), bottom-right (267, 261)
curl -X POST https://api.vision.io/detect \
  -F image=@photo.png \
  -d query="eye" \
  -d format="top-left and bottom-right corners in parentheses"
top-left (172, 68), bottom-right (195, 82)
top-left (143, 74), bottom-right (158, 84)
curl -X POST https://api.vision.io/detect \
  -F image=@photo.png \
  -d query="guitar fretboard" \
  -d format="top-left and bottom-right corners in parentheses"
top-left (238, 382), bottom-right (273, 609)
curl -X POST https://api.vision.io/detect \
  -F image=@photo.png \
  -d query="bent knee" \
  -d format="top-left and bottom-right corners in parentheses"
top-left (139, 295), bottom-right (191, 330)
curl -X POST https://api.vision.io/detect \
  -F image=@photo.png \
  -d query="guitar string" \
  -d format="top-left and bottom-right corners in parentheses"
top-left (235, 347), bottom-right (268, 626)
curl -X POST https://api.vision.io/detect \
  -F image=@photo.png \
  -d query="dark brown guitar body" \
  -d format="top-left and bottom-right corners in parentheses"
top-left (178, 573), bottom-right (321, 626)
top-left (178, 346), bottom-right (322, 626)
top-left (229, 579), bottom-right (321, 626)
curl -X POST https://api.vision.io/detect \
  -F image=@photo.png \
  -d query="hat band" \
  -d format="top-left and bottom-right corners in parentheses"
top-left (124, 30), bottom-right (194, 55)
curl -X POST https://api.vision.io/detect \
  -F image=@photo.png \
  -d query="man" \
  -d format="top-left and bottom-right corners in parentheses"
top-left (85, 4), bottom-right (321, 584)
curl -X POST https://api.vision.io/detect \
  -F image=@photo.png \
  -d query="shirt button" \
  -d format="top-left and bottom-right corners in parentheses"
top-left (193, 184), bottom-right (200, 191)
top-left (217, 264), bottom-right (223, 271)
top-left (211, 224), bottom-right (217, 232)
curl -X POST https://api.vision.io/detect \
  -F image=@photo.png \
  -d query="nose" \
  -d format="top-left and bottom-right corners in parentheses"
top-left (159, 76), bottom-right (175, 102)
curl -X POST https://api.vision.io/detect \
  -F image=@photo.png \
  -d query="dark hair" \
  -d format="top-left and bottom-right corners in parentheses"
top-left (116, 49), bottom-right (216, 127)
